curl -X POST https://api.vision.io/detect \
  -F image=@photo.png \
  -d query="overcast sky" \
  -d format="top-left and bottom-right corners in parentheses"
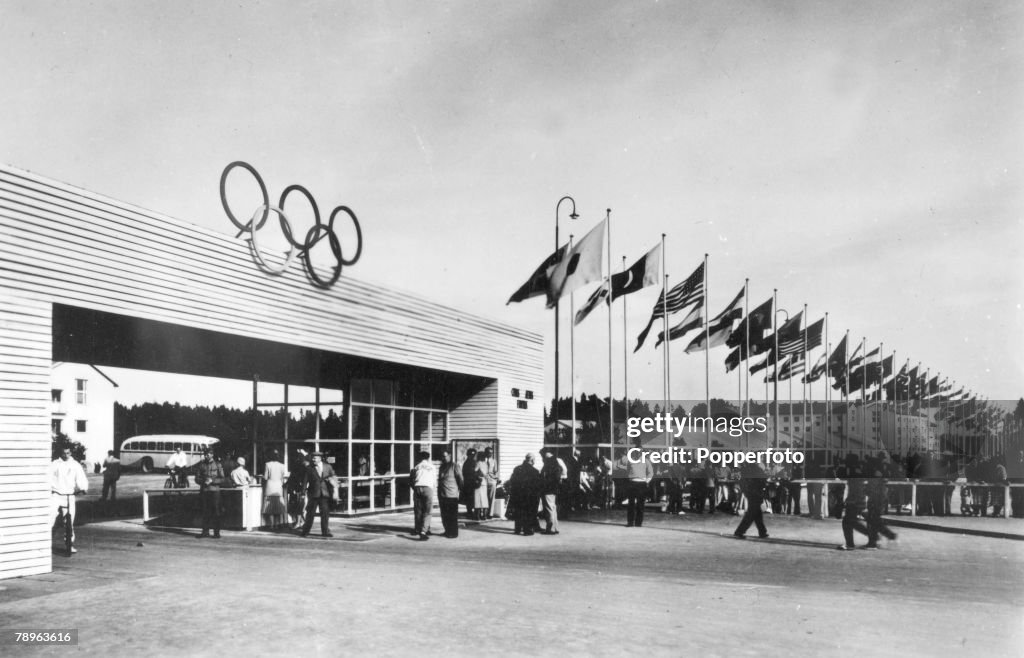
top-left (3, 1), bottom-right (1021, 409)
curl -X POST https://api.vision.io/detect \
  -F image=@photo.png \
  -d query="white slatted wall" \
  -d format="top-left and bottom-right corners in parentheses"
top-left (0, 295), bottom-right (52, 579)
top-left (0, 163), bottom-right (543, 579)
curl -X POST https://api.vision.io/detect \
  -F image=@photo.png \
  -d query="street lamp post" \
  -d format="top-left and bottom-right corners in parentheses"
top-left (553, 196), bottom-right (578, 443)
top-left (774, 304), bottom-right (789, 450)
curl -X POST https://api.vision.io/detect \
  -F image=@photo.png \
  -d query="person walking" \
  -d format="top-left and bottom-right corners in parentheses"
top-left (50, 447), bottom-right (88, 554)
top-left (863, 457), bottom-right (897, 549)
top-left (625, 442), bottom-right (653, 528)
top-left (733, 462), bottom-right (769, 539)
top-left (410, 450), bottom-right (436, 541)
top-left (437, 450), bottom-right (463, 538)
top-left (100, 449), bottom-right (121, 514)
top-left (508, 454), bottom-right (542, 536)
top-left (300, 452), bottom-right (339, 538)
top-left (540, 448), bottom-right (562, 535)
top-left (194, 449), bottom-right (224, 539)
top-left (837, 456), bottom-right (870, 550)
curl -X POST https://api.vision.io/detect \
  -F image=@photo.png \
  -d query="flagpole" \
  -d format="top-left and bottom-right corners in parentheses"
top-left (802, 303), bottom-right (808, 452)
top-left (773, 289), bottom-right (780, 450)
top-left (743, 278), bottom-right (750, 450)
top-left (703, 253), bottom-right (710, 448)
top-left (622, 255), bottom-right (628, 421)
top-left (553, 196), bottom-right (578, 445)
top-left (569, 235), bottom-right (576, 449)
top-left (661, 234), bottom-right (669, 446)
top-left (843, 330), bottom-right (850, 457)
top-left (823, 311), bottom-right (829, 464)
top-left (606, 210), bottom-right (613, 454)
top-left (877, 341), bottom-right (884, 452)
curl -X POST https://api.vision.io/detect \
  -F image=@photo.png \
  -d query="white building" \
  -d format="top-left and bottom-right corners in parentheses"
top-left (50, 362), bottom-right (118, 471)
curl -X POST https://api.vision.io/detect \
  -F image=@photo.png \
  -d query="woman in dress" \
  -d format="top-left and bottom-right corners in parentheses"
top-left (472, 452), bottom-right (489, 520)
top-left (262, 450), bottom-right (289, 530)
top-left (461, 449), bottom-right (480, 519)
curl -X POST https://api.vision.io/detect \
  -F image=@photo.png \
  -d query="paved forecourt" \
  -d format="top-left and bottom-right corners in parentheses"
top-left (0, 509), bottom-right (1021, 657)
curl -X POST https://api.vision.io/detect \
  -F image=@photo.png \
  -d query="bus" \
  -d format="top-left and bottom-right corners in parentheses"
top-left (118, 435), bottom-right (220, 473)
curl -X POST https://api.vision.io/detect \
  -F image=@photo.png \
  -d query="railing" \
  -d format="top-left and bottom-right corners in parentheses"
top-left (792, 480), bottom-right (1024, 519)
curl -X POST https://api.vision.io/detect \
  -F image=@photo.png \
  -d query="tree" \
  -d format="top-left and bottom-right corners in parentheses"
top-left (52, 430), bottom-right (85, 462)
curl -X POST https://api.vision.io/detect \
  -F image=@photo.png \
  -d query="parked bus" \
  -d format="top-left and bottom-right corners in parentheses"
top-left (118, 435), bottom-right (220, 473)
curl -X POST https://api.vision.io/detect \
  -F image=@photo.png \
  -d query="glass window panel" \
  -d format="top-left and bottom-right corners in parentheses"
top-left (395, 381), bottom-right (412, 407)
top-left (374, 408), bottom-right (392, 442)
top-left (394, 443), bottom-right (411, 476)
top-left (352, 443), bottom-right (372, 477)
top-left (394, 409), bottom-right (411, 442)
top-left (394, 476), bottom-right (411, 506)
top-left (321, 407), bottom-right (346, 440)
top-left (351, 379), bottom-right (372, 404)
top-left (351, 406), bottom-right (371, 440)
top-left (414, 410), bottom-right (430, 443)
top-left (431, 412), bottom-right (447, 442)
top-left (373, 379), bottom-right (393, 406)
top-left (374, 443), bottom-right (393, 475)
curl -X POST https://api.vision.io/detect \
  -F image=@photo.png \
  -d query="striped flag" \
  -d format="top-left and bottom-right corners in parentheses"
top-left (803, 353), bottom-right (827, 383)
top-left (634, 261), bottom-right (705, 351)
top-left (774, 311), bottom-right (804, 356)
top-left (573, 282), bottom-right (610, 326)
top-left (654, 302), bottom-right (702, 348)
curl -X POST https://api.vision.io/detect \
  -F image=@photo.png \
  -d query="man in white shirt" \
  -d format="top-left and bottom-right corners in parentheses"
top-left (231, 457), bottom-right (253, 486)
top-left (410, 450), bottom-right (437, 541)
top-left (50, 447), bottom-right (88, 554)
top-left (166, 447), bottom-right (190, 487)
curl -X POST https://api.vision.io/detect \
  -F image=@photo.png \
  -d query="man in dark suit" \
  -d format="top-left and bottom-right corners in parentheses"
top-left (733, 462), bottom-right (769, 539)
top-left (300, 452), bottom-right (339, 537)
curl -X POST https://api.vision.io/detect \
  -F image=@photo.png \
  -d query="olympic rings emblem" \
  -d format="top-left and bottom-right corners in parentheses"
top-left (220, 161), bottom-right (363, 288)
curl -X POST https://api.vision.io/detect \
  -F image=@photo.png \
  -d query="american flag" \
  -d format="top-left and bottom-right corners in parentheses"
top-left (779, 317), bottom-right (823, 357)
top-left (774, 311), bottom-right (804, 356)
top-left (650, 261), bottom-right (704, 320)
top-left (634, 260), bottom-right (705, 351)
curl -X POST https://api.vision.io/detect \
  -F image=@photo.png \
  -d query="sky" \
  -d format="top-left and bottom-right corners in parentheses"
top-left (3, 1), bottom-right (1022, 409)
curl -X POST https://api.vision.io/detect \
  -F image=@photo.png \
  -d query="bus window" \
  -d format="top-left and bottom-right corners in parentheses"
top-left (183, 442), bottom-right (192, 452)
top-left (146, 441), bottom-right (155, 451)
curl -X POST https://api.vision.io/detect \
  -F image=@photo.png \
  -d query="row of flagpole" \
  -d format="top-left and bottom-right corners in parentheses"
top-left (509, 199), bottom-right (1010, 460)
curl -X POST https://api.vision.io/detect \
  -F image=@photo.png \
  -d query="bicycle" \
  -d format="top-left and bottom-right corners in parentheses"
top-left (52, 492), bottom-right (75, 556)
top-left (164, 467), bottom-right (190, 489)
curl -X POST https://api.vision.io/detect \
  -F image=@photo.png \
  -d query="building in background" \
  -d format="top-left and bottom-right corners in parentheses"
top-left (50, 362), bottom-right (117, 471)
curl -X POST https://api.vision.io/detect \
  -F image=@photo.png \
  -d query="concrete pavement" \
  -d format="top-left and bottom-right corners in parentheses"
top-left (1, 505), bottom-right (1022, 657)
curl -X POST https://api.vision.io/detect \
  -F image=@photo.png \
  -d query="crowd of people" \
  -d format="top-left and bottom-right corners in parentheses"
top-left (51, 443), bottom-right (1024, 556)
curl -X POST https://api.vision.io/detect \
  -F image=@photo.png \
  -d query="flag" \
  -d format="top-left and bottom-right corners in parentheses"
top-left (710, 288), bottom-right (745, 325)
top-left (803, 353), bottom-right (827, 383)
top-left (684, 313), bottom-right (736, 354)
top-left (634, 261), bottom-right (705, 351)
top-left (766, 355), bottom-right (805, 383)
top-left (725, 347), bottom-right (742, 373)
top-left (780, 317), bottom-right (823, 357)
top-left (573, 282), bottom-right (609, 326)
top-left (546, 218), bottom-right (606, 307)
top-left (802, 318), bottom-right (824, 352)
top-left (849, 345), bottom-right (879, 369)
top-left (727, 297), bottom-right (772, 348)
top-left (827, 335), bottom-right (848, 376)
top-left (507, 244), bottom-right (566, 304)
top-left (749, 354), bottom-right (772, 374)
top-left (654, 303), bottom-right (702, 348)
top-left (610, 243), bottom-right (662, 301)
top-left (684, 288), bottom-right (744, 354)
top-left (774, 311), bottom-right (805, 356)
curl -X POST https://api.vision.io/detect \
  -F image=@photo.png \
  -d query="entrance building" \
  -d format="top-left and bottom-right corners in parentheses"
top-left (0, 163), bottom-right (543, 579)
